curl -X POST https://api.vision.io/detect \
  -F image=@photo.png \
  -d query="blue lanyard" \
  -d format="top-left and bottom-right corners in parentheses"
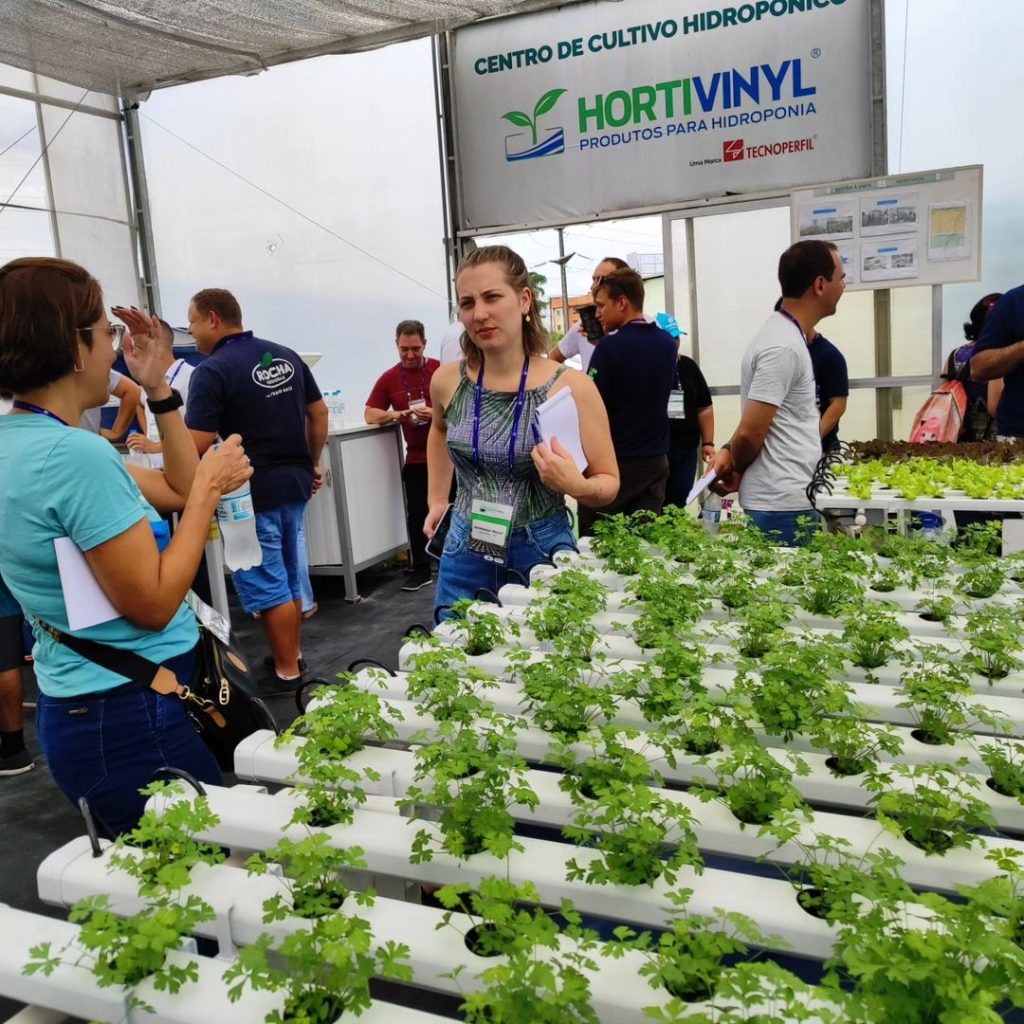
top-left (167, 359), bottom-right (186, 387)
top-left (11, 401), bottom-right (69, 426)
top-left (472, 355), bottom-right (539, 472)
top-left (400, 362), bottom-right (427, 398)
top-left (777, 308), bottom-right (806, 343)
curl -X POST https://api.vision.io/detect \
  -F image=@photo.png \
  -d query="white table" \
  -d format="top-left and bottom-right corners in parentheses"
top-left (304, 423), bottom-right (409, 601)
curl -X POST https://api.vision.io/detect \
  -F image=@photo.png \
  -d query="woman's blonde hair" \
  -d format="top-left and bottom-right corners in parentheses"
top-left (455, 245), bottom-right (549, 366)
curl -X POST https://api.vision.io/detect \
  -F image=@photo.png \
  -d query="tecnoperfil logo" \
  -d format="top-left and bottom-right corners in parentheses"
top-left (252, 355), bottom-right (295, 389)
top-left (503, 88), bottom-right (567, 162)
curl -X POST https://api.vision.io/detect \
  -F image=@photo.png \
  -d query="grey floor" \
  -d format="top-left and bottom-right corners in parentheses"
top-left (0, 564), bottom-right (448, 1020)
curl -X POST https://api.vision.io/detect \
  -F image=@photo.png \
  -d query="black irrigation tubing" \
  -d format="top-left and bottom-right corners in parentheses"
top-left (474, 588), bottom-right (503, 606)
top-left (505, 568), bottom-right (530, 587)
top-left (294, 677), bottom-right (341, 714)
top-left (78, 797), bottom-right (104, 857)
top-left (433, 604), bottom-right (452, 626)
top-left (149, 766), bottom-right (207, 797)
top-left (346, 657), bottom-right (397, 677)
top-left (403, 623), bottom-right (432, 638)
top-left (251, 695), bottom-right (280, 734)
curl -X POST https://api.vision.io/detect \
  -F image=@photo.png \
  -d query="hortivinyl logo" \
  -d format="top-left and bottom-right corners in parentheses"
top-left (502, 88), bottom-right (567, 162)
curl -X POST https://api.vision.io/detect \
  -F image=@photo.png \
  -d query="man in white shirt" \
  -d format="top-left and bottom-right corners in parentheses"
top-left (79, 369), bottom-right (145, 439)
top-left (548, 256), bottom-right (629, 373)
top-left (710, 240), bottom-right (846, 546)
top-left (124, 318), bottom-right (193, 468)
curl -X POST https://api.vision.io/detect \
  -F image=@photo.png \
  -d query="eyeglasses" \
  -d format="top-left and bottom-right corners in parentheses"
top-left (78, 324), bottom-right (126, 348)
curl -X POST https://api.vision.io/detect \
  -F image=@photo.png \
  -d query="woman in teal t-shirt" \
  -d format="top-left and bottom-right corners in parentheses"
top-left (0, 257), bottom-right (250, 835)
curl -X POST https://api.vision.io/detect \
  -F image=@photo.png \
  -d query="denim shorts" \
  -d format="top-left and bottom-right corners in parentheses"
top-left (232, 501), bottom-right (307, 613)
top-left (434, 509), bottom-right (576, 619)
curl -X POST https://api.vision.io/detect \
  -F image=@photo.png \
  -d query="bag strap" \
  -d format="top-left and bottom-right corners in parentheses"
top-left (36, 618), bottom-right (189, 698)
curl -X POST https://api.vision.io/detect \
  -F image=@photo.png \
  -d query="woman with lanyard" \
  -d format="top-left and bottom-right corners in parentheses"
top-left (424, 245), bottom-right (619, 614)
top-left (0, 257), bottom-right (250, 835)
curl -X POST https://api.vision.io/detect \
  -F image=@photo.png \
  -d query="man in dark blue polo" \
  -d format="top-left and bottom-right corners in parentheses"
top-left (971, 285), bottom-right (1024, 439)
top-left (579, 267), bottom-right (677, 536)
top-left (185, 288), bottom-right (328, 685)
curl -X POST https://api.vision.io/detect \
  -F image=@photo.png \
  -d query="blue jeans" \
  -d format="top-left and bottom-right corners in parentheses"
top-left (232, 501), bottom-right (306, 613)
top-left (665, 445), bottom-right (699, 508)
top-left (434, 510), bottom-right (576, 620)
top-left (36, 680), bottom-right (221, 837)
top-left (745, 508), bottom-right (821, 547)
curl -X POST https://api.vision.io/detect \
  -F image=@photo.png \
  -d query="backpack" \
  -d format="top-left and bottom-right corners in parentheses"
top-left (908, 381), bottom-right (967, 444)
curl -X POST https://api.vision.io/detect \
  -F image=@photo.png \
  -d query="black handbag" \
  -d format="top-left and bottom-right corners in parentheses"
top-left (36, 619), bottom-right (277, 772)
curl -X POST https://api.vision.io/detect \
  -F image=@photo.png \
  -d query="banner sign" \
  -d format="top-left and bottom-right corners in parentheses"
top-left (451, 0), bottom-right (873, 231)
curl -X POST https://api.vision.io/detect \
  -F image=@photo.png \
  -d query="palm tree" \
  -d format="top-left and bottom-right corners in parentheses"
top-left (528, 271), bottom-right (548, 318)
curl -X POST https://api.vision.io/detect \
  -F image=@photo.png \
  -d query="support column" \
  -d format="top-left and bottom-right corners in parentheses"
top-left (120, 90), bottom-right (161, 315)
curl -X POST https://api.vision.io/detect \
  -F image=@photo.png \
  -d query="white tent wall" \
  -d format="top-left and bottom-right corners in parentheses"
top-left (137, 38), bottom-right (449, 403)
top-left (0, 76), bottom-right (142, 310)
top-left (37, 90), bottom-right (141, 309)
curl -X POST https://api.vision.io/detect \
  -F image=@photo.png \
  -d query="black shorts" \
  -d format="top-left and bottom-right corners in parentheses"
top-left (0, 615), bottom-right (24, 673)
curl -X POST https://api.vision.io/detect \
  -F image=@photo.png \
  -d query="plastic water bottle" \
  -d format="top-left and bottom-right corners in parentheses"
top-left (917, 512), bottom-right (945, 543)
top-left (217, 482), bottom-right (262, 570)
top-left (125, 447), bottom-right (151, 470)
top-left (326, 390), bottom-right (346, 432)
top-left (702, 492), bottom-right (723, 534)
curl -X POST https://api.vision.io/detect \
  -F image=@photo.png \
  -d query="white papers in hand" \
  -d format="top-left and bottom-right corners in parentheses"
top-left (686, 468), bottom-right (718, 506)
top-left (535, 386), bottom-right (588, 473)
top-left (54, 536), bottom-right (120, 631)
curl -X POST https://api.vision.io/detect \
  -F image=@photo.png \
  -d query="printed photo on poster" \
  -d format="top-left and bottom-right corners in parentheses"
top-left (798, 199), bottom-right (857, 239)
top-left (861, 192), bottom-right (919, 236)
top-left (862, 237), bottom-right (919, 282)
top-left (836, 242), bottom-right (857, 285)
top-left (928, 202), bottom-right (971, 261)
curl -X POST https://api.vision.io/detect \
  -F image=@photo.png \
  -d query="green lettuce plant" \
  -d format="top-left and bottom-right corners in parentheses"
top-left (865, 759), bottom-right (997, 854)
top-left (609, 906), bottom-right (775, 1005)
top-left (223, 913), bottom-right (412, 1024)
top-left (243, 832), bottom-right (374, 921)
top-left (402, 709), bottom-right (536, 862)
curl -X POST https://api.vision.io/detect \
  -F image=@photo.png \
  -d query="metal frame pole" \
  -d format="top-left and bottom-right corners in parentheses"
top-left (869, 0), bottom-right (892, 440)
top-left (120, 89), bottom-right (161, 314)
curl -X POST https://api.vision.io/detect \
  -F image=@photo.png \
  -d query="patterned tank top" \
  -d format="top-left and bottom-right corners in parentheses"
top-left (446, 360), bottom-right (570, 528)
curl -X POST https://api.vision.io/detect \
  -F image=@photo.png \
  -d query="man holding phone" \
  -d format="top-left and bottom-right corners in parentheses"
top-left (549, 257), bottom-right (629, 372)
top-left (365, 320), bottom-right (440, 591)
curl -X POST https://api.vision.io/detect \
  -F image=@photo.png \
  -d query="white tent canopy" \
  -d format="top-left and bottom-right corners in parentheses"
top-left (0, 0), bottom-right (569, 94)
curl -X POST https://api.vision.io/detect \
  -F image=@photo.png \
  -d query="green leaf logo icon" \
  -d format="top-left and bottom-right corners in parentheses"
top-left (503, 89), bottom-right (566, 147)
top-left (261, 352), bottom-right (273, 369)
top-left (533, 88), bottom-right (566, 120)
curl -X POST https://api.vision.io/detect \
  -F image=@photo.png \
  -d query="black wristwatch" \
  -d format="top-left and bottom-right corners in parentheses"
top-left (147, 388), bottom-right (184, 414)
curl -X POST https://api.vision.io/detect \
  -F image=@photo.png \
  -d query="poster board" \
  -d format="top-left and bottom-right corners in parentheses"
top-left (789, 165), bottom-right (982, 291)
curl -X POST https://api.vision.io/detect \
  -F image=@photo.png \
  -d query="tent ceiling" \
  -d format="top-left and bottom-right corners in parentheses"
top-left (0, 0), bottom-right (573, 96)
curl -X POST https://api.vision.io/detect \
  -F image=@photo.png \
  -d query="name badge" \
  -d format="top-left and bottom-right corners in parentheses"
top-left (408, 397), bottom-right (429, 426)
top-left (470, 497), bottom-right (514, 562)
top-left (668, 390), bottom-right (686, 419)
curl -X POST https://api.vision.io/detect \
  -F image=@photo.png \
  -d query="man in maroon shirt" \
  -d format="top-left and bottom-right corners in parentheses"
top-left (365, 320), bottom-right (440, 591)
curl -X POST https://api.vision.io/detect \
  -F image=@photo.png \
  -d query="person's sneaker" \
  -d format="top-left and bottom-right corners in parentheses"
top-left (0, 749), bottom-right (33, 777)
top-left (401, 568), bottom-right (433, 592)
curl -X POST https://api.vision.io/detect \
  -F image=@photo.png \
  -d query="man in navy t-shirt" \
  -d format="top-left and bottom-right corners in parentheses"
top-left (185, 289), bottom-right (328, 685)
top-left (580, 267), bottom-right (677, 536)
top-left (971, 285), bottom-right (1024, 438)
top-left (807, 329), bottom-right (849, 451)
